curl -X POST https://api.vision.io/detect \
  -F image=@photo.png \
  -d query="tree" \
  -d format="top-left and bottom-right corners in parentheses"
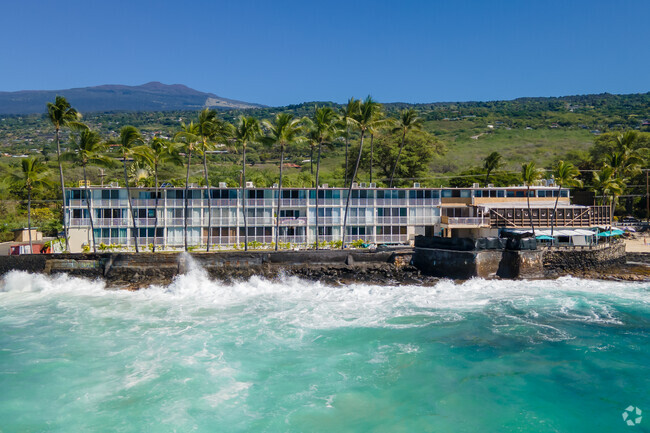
top-left (144, 137), bottom-right (183, 252)
top-left (196, 108), bottom-right (233, 252)
top-left (339, 98), bottom-right (359, 187)
top-left (233, 116), bottom-right (261, 251)
top-left (365, 131), bottom-right (441, 187)
top-left (341, 96), bottom-right (384, 247)
top-left (46, 96), bottom-right (81, 252)
top-left (550, 160), bottom-right (582, 236)
top-left (591, 166), bottom-right (625, 223)
top-left (303, 106), bottom-right (338, 248)
top-left (483, 151), bottom-right (503, 185)
top-left (10, 158), bottom-right (51, 253)
top-left (367, 105), bottom-right (390, 184)
top-left (174, 121), bottom-right (200, 252)
top-left (389, 109), bottom-right (423, 187)
top-left (118, 126), bottom-right (146, 253)
top-left (262, 113), bottom-right (304, 251)
top-left (63, 125), bottom-right (115, 252)
top-left (521, 161), bottom-right (542, 236)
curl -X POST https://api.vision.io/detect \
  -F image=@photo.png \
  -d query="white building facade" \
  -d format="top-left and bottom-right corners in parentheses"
top-left (65, 183), bottom-right (602, 252)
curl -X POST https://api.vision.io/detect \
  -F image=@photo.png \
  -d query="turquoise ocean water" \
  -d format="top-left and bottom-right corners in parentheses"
top-left (1, 259), bottom-right (649, 432)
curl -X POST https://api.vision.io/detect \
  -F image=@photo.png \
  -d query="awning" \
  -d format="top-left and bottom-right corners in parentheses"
top-left (536, 235), bottom-right (555, 240)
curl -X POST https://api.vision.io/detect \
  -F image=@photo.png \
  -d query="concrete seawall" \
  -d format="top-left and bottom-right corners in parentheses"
top-left (0, 249), bottom-right (420, 289)
top-left (412, 243), bottom-right (627, 279)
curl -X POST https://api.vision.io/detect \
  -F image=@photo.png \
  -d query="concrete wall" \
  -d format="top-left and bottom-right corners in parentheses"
top-left (543, 243), bottom-right (626, 272)
top-left (412, 247), bottom-right (544, 279)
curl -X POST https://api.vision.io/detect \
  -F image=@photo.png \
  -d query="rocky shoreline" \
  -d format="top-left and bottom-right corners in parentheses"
top-left (0, 249), bottom-right (648, 290)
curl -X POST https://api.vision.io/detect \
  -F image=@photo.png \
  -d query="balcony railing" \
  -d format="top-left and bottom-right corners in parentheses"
top-left (441, 216), bottom-right (490, 226)
top-left (376, 234), bottom-right (408, 244)
top-left (376, 216), bottom-right (408, 225)
top-left (95, 218), bottom-right (130, 227)
top-left (278, 217), bottom-right (307, 226)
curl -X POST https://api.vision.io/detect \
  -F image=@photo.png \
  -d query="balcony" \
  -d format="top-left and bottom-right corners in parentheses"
top-left (278, 217), bottom-right (307, 226)
top-left (441, 216), bottom-right (490, 227)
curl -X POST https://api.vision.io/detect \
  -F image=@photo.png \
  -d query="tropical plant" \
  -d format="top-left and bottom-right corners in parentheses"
top-left (46, 96), bottom-right (81, 251)
top-left (521, 161), bottom-right (542, 236)
top-left (196, 108), bottom-right (233, 251)
top-left (339, 98), bottom-right (360, 187)
top-left (389, 109), bottom-right (423, 187)
top-left (63, 125), bottom-right (115, 252)
top-left (483, 151), bottom-right (503, 185)
top-left (118, 126), bottom-right (146, 252)
top-left (550, 160), bottom-right (582, 236)
top-left (591, 166), bottom-right (625, 222)
top-left (366, 104), bottom-right (390, 184)
top-left (304, 106), bottom-right (338, 248)
top-left (341, 96), bottom-right (383, 247)
top-left (233, 116), bottom-right (261, 251)
top-left (10, 158), bottom-right (51, 253)
top-left (174, 121), bottom-right (200, 252)
top-left (144, 137), bottom-right (183, 252)
top-left (261, 113), bottom-right (304, 251)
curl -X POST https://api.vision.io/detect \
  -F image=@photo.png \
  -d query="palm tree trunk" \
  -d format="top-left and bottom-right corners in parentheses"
top-left (341, 130), bottom-right (365, 248)
top-left (124, 156), bottom-right (139, 253)
top-left (344, 127), bottom-right (350, 187)
top-left (310, 145), bottom-right (314, 186)
top-left (27, 186), bottom-right (33, 254)
top-left (242, 145), bottom-right (248, 251)
top-left (153, 163), bottom-right (159, 252)
top-left (527, 186), bottom-right (535, 237)
top-left (389, 130), bottom-right (406, 188)
top-left (184, 149), bottom-right (193, 252)
top-left (55, 127), bottom-right (70, 252)
top-left (203, 146), bottom-right (212, 252)
top-left (369, 133), bottom-right (374, 184)
top-left (83, 164), bottom-right (97, 253)
top-left (315, 139), bottom-right (323, 249)
top-left (275, 145), bottom-right (285, 251)
top-left (550, 185), bottom-right (561, 237)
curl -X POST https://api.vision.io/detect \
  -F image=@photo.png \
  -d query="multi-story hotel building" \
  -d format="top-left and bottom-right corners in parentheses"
top-left (65, 183), bottom-right (610, 252)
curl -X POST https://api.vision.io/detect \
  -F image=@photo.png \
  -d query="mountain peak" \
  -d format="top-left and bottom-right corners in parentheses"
top-left (0, 83), bottom-right (263, 114)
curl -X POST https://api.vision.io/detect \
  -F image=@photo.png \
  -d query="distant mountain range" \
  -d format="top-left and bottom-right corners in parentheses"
top-left (0, 82), bottom-right (264, 114)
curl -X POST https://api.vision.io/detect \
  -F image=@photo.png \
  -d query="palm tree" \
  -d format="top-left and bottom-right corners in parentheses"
top-left (339, 98), bottom-right (359, 187)
top-left (341, 96), bottom-right (383, 248)
top-left (10, 158), bottom-right (51, 254)
top-left (521, 161), bottom-right (542, 236)
top-left (118, 126), bottom-right (145, 252)
top-left (63, 125), bottom-right (115, 252)
top-left (233, 116), bottom-right (261, 251)
top-left (483, 151), bottom-right (503, 185)
top-left (304, 106), bottom-right (338, 248)
top-left (262, 113), bottom-right (304, 251)
top-left (196, 108), bottom-right (233, 252)
top-left (389, 109), bottom-right (423, 187)
top-left (592, 166), bottom-right (625, 224)
top-left (175, 121), bottom-right (200, 252)
top-left (145, 137), bottom-right (183, 252)
top-left (46, 96), bottom-right (81, 252)
top-left (550, 160), bottom-right (582, 236)
top-left (367, 106), bottom-right (389, 184)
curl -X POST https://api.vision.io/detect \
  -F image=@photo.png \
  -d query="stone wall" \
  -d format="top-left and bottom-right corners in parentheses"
top-left (0, 250), bottom-right (425, 289)
top-left (542, 243), bottom-right (626, 272)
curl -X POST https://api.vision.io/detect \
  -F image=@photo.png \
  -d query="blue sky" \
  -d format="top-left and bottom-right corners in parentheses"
top-left (1, 0), bottom-right (648, 106)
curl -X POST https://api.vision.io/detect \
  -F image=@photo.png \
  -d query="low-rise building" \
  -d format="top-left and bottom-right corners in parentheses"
top-left (64, 183), bottom-right (610, 252)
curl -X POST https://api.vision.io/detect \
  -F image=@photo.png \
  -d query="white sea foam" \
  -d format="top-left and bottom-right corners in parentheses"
top-left (1, 258), bottom-right (648, 337)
